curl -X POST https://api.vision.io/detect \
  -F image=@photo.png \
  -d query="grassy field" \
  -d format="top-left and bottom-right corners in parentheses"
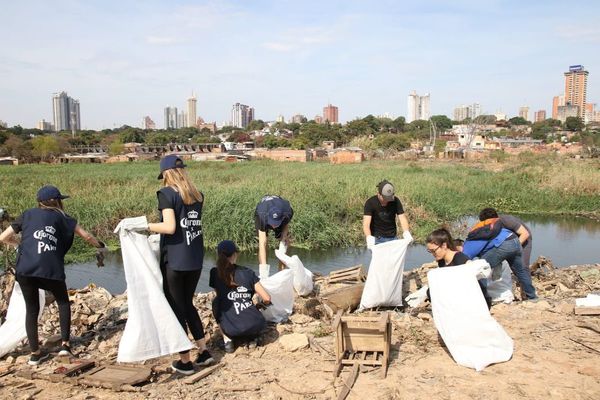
top-left (1, 154), bottom-right (599, 265)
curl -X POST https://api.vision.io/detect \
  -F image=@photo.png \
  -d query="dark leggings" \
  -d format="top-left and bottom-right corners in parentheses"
top-left (17, 275), bottom-right (70, 352)
top-left (161, 266), bottom-right (205, 345)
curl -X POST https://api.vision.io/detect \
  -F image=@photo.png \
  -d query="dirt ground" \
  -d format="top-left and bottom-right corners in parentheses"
top-left (1, 262), bottom-right (599, 400)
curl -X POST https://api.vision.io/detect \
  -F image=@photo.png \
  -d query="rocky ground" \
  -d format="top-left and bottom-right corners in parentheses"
top-left (1, 259), bottom-right (599, 400)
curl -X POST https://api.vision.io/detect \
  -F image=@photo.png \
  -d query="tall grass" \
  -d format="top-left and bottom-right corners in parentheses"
top-left (1, 157), bottom-right (598, 265)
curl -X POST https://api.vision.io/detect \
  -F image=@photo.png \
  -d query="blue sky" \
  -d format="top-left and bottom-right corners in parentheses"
top-left (1, 0), bottom-right (599, 129)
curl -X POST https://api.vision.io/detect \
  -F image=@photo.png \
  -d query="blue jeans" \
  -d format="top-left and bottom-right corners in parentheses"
top-left (375, 236), bottom-right (397, 245)
top-left (482, 237), bottom-right (537, 299)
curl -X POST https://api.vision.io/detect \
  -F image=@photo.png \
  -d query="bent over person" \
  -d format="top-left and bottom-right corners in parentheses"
top-left (255, 195), bottom-right (293, 270)
top-left (363, 180), bottom-right (412, 247)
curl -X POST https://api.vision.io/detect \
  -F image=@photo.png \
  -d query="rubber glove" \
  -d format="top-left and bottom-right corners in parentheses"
top-left (366, 235), bottom-right (376, 249)
top-left (114, 216), bottom-right (148, 234)
top-left (278, 241), bottom-right (288, 254)
top-left (402, 231), bottom-right (414, 243)
top-left (405, 285), bottom-right (429, 308)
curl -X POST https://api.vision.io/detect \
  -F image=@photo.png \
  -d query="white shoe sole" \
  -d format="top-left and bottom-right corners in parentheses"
top-left (171, 365), bottom-right (195, 375)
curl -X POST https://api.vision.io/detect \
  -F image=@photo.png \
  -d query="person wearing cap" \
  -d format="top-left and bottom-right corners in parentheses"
top-left (143, 155), bottom-right (213, 375)
top-left (363, 180), bottom-right (412, 247)
top-left (254, 195), bottom-right (293, 270)
top-left (209, 240), bottom-right (271, 353)
top-left (0, 185), bottom-right (107, 365)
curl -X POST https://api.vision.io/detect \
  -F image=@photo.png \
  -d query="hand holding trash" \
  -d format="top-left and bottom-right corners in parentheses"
top-left (366, 235), bottom-right (375, 249)
top-left (405, 285), bottom-right (429, 308)
top-left (113, 216), bottom-right (149, 234)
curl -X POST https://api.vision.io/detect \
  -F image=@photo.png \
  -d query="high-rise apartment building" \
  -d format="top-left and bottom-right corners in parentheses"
top-left (276, 115), bottom-right (285, 123)
top-left (557, 104), bottom-right (579, 122)
top-left (564, 65), bottom-right (588, 118)
top-left (187, 93), bottom-right (197, 128)
top-left (143, 116), bottom-right (156, 130)
top-left (291, 114), bottom-right (305, 124)
top-left (164, 106), bottom-right (178, 129)
top-left (0, 120), bottom-right (7, 128)
top-left (36, 119), bottom-right (53, 131)
top-left (52, 91), bottom-right (81, 132)
top-left (552, 95), bottom-right (565, 119)
top-left (177, 112), bottom-right (187, 129)
top-left (534, 110), bottom-right (546, 122)
top-left (453, 105), bottom-right (470, 122)
top-left (407, 91), bottom-right (430, 123)
top-left (314, 115), bottom-right (323, 124)
top-left (231, 103), bottom-right (254, 128)
top-left (323, 104), bottom-right (339, 123)
top-left (469, 103), bottom-right (481, 119)
top-left (518, 106), bottom-right (530, 121)
top-left (584, 103), bottom-right (594, 123)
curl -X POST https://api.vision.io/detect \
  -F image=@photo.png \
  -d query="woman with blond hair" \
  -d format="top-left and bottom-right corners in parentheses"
top-left (147, 155), bottom-right (212, 375)
top-left (0, 185), bottom-right (106, 365)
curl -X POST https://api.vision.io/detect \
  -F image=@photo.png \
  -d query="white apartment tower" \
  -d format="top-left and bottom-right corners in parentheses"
top-left (231, 103), bottom-right (254, 128)
top-left (187, 93), bottom-right (197, 128)
top-left (407, 91), bottom-right (430, 123)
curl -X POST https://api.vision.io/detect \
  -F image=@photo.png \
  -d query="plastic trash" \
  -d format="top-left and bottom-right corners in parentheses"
top-left (487, 261), bottom-right (514, 304)
top-left (405, 285), bottom-right (429, 308)
top-left (260, 269), bottom-right (294, 323)
top-left (274, 249), bottom-right (313, 296)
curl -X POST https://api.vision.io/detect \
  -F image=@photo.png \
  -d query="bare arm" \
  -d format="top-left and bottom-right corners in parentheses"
top-left (254, 281), bottom-right (271, 304)
top-left (398, 213), bottom-right (409, 233)
top-left (74, 225), bottom-right (104, 248)
top-left (0, 226), bottom-right (20, 248)
top-left (148, 209), bottom-right (176, 235)
top-left (362, 215), bottom-right (372, 237)
top-left (258, 230), bottom-right (268, 265)
top-left (515, 225), bottom-right (530, 245)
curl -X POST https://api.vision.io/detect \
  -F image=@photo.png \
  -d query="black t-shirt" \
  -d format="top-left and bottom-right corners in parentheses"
top-left (209, 265), bottom-right (266, 338)
top-left (157, 186), bottom-right (204, 271)
top-left (254, 195), bottom-right (293, 239)
top-left (437, 251), bottom-right (470, 268)
top-left (363, 195), bottom-right (404, 237)
top-left (12, 208), bottom-right (77, 281)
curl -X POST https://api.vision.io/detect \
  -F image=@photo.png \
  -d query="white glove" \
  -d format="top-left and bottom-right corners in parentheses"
top-left (405, 285), bottom-right (429, 308)
top-left (113, 216), bottom-right (149, 234)
top-left (278, 241), bottom-right (288, 254)
top-left (259, 264), bottom-right (271, 280)
top-left (402, 231), bottom-right (414, 243)
top-left (366, 235), bottom-right (375, 249)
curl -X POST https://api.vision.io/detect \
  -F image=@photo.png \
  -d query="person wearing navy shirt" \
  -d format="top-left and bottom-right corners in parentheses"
top-left (209, 240), bottom-right (271, 353)
top-left (0, 185), bottom-right (106, 365)
top-left (254, 195), bottom-right (293, 269)
top-left (146, 155), bottom-right (213, 375)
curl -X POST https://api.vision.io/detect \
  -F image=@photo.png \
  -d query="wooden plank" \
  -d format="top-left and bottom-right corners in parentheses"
top-left (332, 309), bottom-right (344, 330)
top-left (80, 365), bottom-right (152, 387)
top-left (53, 360), bottom-right (96, 377)
top-left (343, 335), bottom-right (385, 352)
top-left (340, 359), bottom-right (383, 366)
top-left (575, 306), bottom-right (600, 315)
top-left (183, 363), bottom-right (224, 385)
top-left (337, 352), bottom-right (366, 400)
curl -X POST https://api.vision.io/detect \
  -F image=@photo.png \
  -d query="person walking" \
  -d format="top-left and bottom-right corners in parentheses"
top-left (145, 155), bottom-right (213, 375)
top-left (363, 180), bottom-right (412, 247)
top-left (255, 195), bottom-right (293, 273)
top-left (0, 185), bottom-right (106, 365)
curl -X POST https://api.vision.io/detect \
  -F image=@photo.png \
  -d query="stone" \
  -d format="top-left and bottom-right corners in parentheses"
top-left (6, 356), bottom-right (15, 364)
top-left (289, 313), bottom-right (312, 325)
top-left (417, 312), bottom-right (431, 321)
top-left (279, 333), bottom-right (309, 352)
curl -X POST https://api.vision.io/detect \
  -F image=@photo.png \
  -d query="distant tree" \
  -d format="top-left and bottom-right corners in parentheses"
top-left (345, 119), bottom-right (373, 138)
top-left (0, 131), bottom-right (8, 145)
top-left (146, 132), bottom-right (171, 145)
top-left (565, 116), bottom-right (584, 131)
top-left (108, 140), bottom-right (125, 156)
top-left (430, 115), bottom-right (453, 131)
top-left (228, 131), bottom-right (251, 143)
top-left (119, 127), bottom-right (145, 143)
top-left (31, 135), bottom-right (60, 161)
top-left (392, 116), bottom-right (406, 132)
top-left (373, 133), bottom-right (411, 151)
top-left (191, 135), bottom-right (220, 144)
top-left (509, 116), bottom-right (529, 126)
top-left (473, 115), bottom-right (497, 125)
top-left (246, 120), bottom-right (266, 131)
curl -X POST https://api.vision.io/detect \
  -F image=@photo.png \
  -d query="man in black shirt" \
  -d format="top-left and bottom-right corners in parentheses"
top-left (363, 180), bottom-right (412, 247)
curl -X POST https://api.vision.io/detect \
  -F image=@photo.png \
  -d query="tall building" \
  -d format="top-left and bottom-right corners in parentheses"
top-left (187, 93), bottom-right (197, 128)
top-left (143, 116), bottom-right (156, 130)
top-left (564, 65), bottom-right (589, 118)
top-left (177, 111), bottom-right (187, 129)
top-left (276, 114), bottom-right (285, 123)
top-left (469, 103), bottom-right (481, 119)
top-left (453, 105), bottom-right (470, 122)
top-left (314, 115), bottom-right (323, 124)
top-left (0, 120), bottom-right (7, 128)
top-left (36, 119), bottom-right (53, 131)
top-left (584, 103), bottom-right (594, 124)
top-left (552, 95), bottom-right (565, 119)
top-left (291, 114), bottom-right (305, 124)
top-left (557, 104), bottom-right (579, 122)
top-left (323, 104), bottom-right (339, 123)
top-left (231, 103), bottom-right (254, 128)
top-left (406, 91), bottom-right (430, 123)
top-left (534, 110), bottom-right (546, 122)
top-left (52, 91), bottom-right (80, 132)
top-left (494, 111), bottom-right (507, 121)
top-left (518, 106), bottom-right (530, 121)
top-left (164, 106), bottom-right (178, 129)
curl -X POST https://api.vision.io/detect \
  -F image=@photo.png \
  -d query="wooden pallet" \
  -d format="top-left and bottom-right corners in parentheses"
top-left (316, 265), bottom-right (366, 284)
top-left (575, 306), bottom-right (600, 315)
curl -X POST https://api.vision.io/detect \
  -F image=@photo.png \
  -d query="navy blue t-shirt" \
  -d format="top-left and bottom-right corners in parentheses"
top-left (157, 186), bottom-right (204, 271)
top-left (254, 195), bottom-right (293, 239)
top-left (12, 208), bottom-right (77, 281)
top-left (209, 265), bottom-right (266, 338)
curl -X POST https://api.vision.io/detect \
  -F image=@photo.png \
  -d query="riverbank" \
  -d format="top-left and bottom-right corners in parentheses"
top-left (1, 261), bottom-right (599, 399)
top-left (1, 156), bottom-right (599, 266)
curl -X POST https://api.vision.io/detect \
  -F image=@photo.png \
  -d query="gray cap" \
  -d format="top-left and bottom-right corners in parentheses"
top-left (377, 180), bottom-right (395, 201)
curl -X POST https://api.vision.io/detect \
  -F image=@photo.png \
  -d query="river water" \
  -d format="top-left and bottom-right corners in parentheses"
top-left (65, 215), bottom-right (600, 294)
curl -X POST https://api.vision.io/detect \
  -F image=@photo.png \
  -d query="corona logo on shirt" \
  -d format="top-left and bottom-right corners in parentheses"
top-left (45, 226), bottom-right (56, 235)
top-left (33, 226), bottom-right (58, 254)
top-left (187, 210), bottom-right (198, 219)
top-left (227, 286), bottom-right (253, 315)
top-left (180, 209), bottom-right (202, 245)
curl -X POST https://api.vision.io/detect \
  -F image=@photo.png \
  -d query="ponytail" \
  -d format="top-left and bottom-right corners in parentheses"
top-left (217, 252), bottom-right (238, 288)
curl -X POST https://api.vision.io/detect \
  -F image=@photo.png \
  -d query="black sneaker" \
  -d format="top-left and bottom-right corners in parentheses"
top-left (28, 352), bottom-right (50, 366)
top-left (194, 350), bottom-right (214, 366)
top-left (224, 341), bottom-right (235, 354)
top-left (171, 360), bottom-right (194, 375)
top-left (58, 344), bottom-right (73, 357)
top-left (247, 338), bottom-right (258, 350)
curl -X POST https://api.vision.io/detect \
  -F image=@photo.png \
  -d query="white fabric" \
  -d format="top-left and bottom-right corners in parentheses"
top-left (359, 238), bottom-right (409, 310)
top-left (0, 281), bottom-right (45, 357)
top-left (114, 218), bottom-right (193, 362)
top-left (274, 249), bottom-right (314, 296)
top-left (259, 264), bottom-right (271, 280)
top-left (260, 269), bottom-right (294, 323)
top-left (576, 294), bottom-right (600, 307)
top-left (428, 261), bottom-right (514, 371)
top-left (405, 285), bottom-right (429, 308)
top-left (366, 235), bottom-right (375, 249)
top-left (278, 241), bottom-right (288, 254)
top-left (402, 231), bottom-right (414, 243)
top-left (487, 261), bottom-right (514, 304)
top-left (114, 215), bottom-right (148, 232)
top-left (148, 234), bottom-right (160, 260)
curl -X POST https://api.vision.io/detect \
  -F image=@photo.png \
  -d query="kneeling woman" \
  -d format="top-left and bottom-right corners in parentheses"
top-left (0, 186), bottom-right (106, 365)
top-left (210, 240), bottom-right (271, 353)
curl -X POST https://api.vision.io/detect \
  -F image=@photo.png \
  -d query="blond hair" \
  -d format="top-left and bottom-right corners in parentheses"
top-left (38, 199), bottom-right (66, 216)
top-left (162, 168), bottom-right (203, 205)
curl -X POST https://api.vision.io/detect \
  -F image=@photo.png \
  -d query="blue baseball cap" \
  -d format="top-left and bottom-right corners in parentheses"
top-left (217, 240), bottom-right (239, 257)
top-left (158, 155), bottom-right (186, 179)
top-left (267, 205), bottom-right (284, 228)
top-left (37, 185), bottom-right (69, 202)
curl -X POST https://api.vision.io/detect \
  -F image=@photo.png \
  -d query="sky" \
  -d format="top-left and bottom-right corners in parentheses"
top-left (1, 0), bottom-right (600, 130)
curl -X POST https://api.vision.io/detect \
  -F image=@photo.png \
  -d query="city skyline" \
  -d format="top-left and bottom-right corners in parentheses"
top-left (1, 1), bottom-right (600, 129)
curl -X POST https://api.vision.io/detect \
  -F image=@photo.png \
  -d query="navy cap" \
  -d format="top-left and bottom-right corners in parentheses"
top-left (217, 240), bottom-right (239, 257)
top-left (158, 155), bottom-right (186, 179)
top-left (267, 205), bottom-right (284, 228)
top-left (37, 185), bottom-right (69, 202)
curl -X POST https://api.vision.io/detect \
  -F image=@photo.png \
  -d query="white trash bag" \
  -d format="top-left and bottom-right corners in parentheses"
top-left (0, 281), bottom-right (45, 358)
top-left (148, 234), bottom-right (161, 261)
top-left (260, 269), bottom-right (294, 323)
top-left (359, 238), bottom-right (409, 310)
top-left (428, 260), bottom-right (513, 371)
top-left (487, 261), bottom-right (514, 304)
top-left (114, 217), bottom-right (193, 362)
top-left (274, 249), bottom-right (313, 296)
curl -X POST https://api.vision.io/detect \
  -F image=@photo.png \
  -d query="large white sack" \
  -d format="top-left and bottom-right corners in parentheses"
top-left (428, 261), bottom-right (513, 371)
top-left (260, 269), bottom-right (294, 323)
top-left (148, 234), bottom-right (160, 261)
top-left (114, 218), bottom-right (193, 362)
top-left (0, 281), bottom-right (45, 357)
top-left (359, 238), bottom-right (409, 310)
top-left (487, 261), bottom-right (514, 304)
top-left (274, 249), bottom-right (313, 296)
